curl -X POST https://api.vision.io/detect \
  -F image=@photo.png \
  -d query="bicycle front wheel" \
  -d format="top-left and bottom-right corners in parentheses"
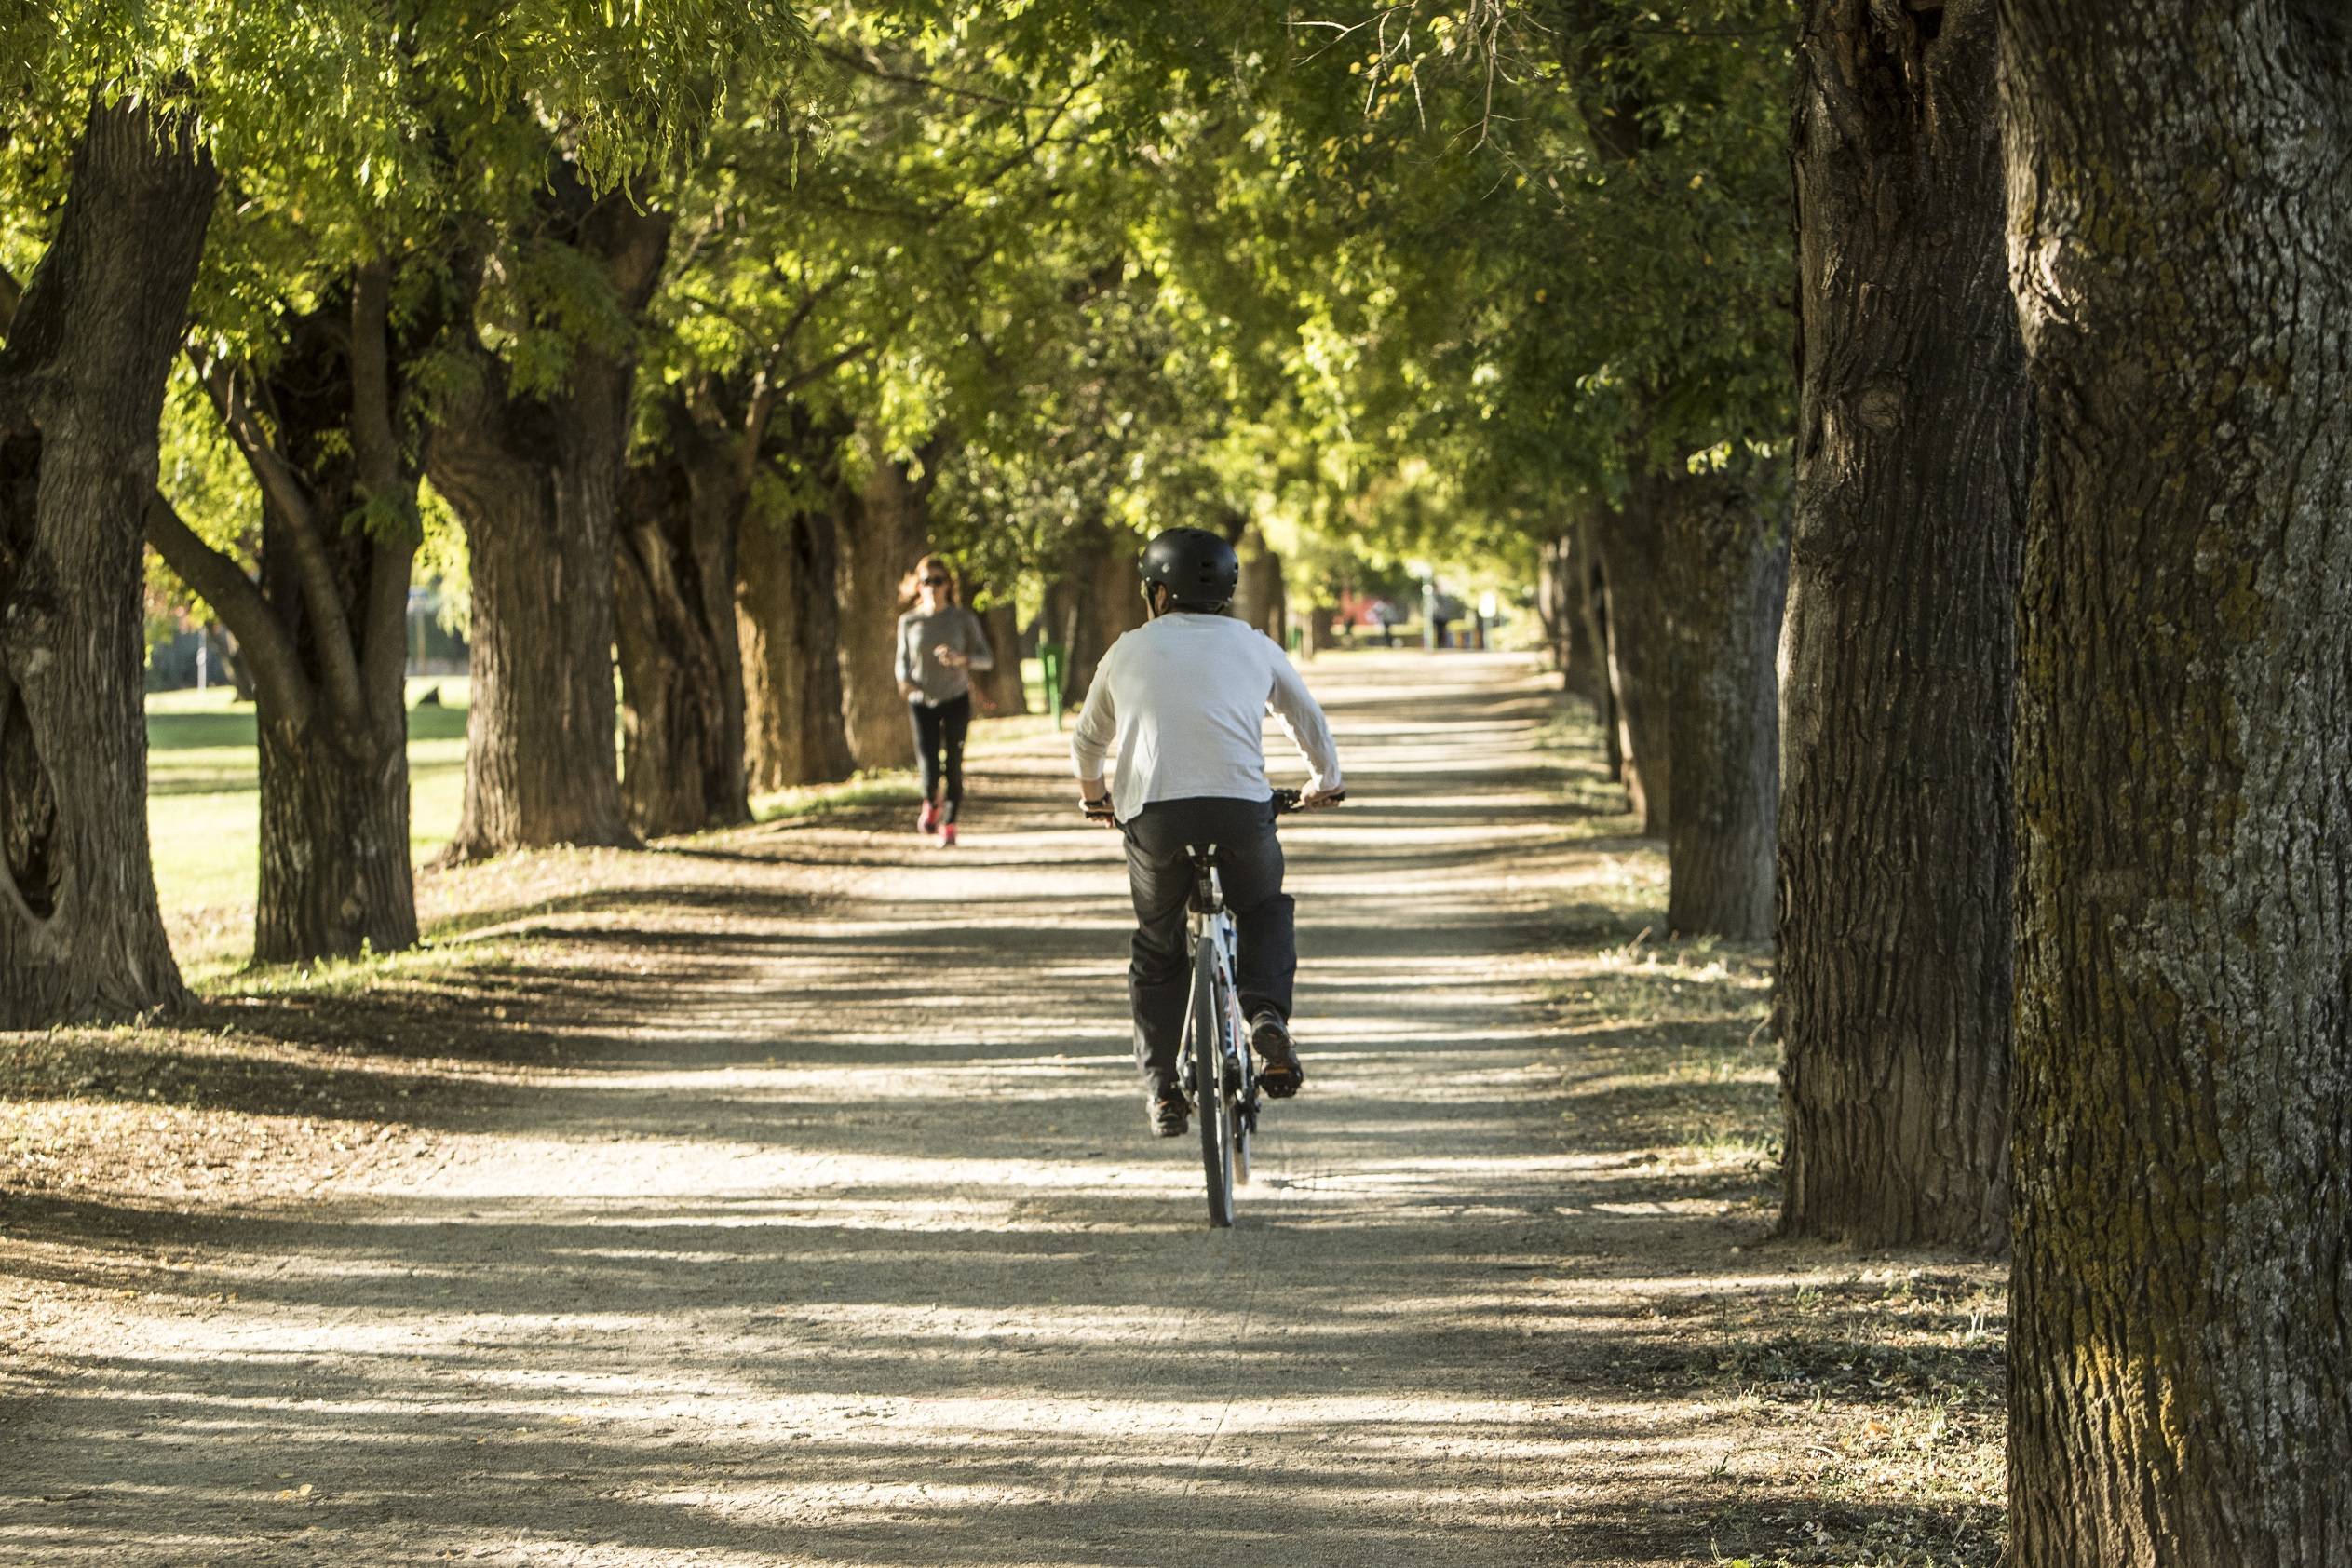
top-left (1191, 943), bottom-right (1236, 1227)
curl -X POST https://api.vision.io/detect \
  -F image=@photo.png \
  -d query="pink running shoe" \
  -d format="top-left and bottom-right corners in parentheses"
top-left (939, 823), bottom-right (958, 848)
top-left (917, 800), bottom-right (939, 835)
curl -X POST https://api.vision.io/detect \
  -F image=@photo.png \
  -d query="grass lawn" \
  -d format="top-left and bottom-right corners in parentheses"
top-left (146, 683), bottom-right (470, 974)
top-left (146, 649), bottom-right (1391, 973)
top-left (146, 675), bottom-right (951, 976)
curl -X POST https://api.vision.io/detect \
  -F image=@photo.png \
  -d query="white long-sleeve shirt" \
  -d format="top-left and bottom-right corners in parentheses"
top-left (1071, 613), bottom-right (1345, 821)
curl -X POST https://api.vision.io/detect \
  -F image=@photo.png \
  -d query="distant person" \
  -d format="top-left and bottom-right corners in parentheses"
top-left (897, 555), bottom-right (994, 847)
top-left (1072, 528), bottom-right (1345, 1137)
top-left (1431, 592), bottom-right (1465, 650)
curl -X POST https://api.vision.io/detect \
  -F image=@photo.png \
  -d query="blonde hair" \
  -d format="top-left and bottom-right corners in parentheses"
top-left (902, 553), bottom-right (959, 606)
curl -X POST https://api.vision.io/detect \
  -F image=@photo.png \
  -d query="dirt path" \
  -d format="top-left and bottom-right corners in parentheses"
top-left (2, 654), bottom-right (1789, 1567)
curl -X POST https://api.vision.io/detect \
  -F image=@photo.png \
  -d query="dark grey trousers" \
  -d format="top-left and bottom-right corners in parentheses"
top-left (1122, 795), bottom-right (1294, 1086)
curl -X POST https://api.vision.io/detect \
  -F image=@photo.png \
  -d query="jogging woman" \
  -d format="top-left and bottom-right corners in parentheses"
top-left (896, 555), bottom-right (994, 847)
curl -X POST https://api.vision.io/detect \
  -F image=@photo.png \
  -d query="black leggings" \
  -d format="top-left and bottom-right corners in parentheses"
top-left (908, 693), bottom-right (971, 821)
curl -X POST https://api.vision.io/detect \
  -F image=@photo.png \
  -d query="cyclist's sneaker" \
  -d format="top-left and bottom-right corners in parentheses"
top-left (917, 800), bottom-right (939, 835)
top-left (1147, 1076), bottom-right (1187, 1137)
top-left (1251, 1012), bottom-right (1304, 1098)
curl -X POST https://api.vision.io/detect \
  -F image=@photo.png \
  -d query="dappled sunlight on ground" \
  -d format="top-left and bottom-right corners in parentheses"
top-left (5, 655), bottom-right (2000, 1568)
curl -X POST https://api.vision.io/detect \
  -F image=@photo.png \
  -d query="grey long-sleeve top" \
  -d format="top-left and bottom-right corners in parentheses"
top-left (896, 605), bottom-right (995, 707)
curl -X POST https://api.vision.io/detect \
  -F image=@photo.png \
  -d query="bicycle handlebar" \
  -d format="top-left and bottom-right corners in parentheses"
top-left (1081, 787), bottom-right (1345, 825)
top-left (1272, 787), bottom-right (1346, 814)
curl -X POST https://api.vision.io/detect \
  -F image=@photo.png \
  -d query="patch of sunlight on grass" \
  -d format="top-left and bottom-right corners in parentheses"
top-left (750, 775), bottom-right (920, 822)
top-left (221, 935), bottom-right (537, 1001)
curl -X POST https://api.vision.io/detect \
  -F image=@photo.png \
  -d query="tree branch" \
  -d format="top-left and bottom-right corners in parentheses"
top-left (773, 338), bottom-right (877, 397)
top-left (817, 41), bottom-right (1056, 109)
top-left (195, 351), bottom-right (370, 722)
top-left (735, 373), bottom-right (782, 501)
top-left (349, 263), bottom-right (423, 728)
top-left (144, 492), bottom-right (315, 726)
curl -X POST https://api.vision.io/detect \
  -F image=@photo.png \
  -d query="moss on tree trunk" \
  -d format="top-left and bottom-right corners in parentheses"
top-left (2003, 4), bottom-right (2352, 1559)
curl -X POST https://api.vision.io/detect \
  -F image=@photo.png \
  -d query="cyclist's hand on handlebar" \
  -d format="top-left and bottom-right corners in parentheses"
top-left (1079, 792), bottom-right (1117, 825)
top-left (1301, 786), bottom-right (1347, 810)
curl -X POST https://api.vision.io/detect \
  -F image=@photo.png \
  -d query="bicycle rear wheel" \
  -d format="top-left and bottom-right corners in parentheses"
top-left (1228, 975), bottom-right (1256, 1186)
top-left (1191, 944), bottom-right (1236, 1227)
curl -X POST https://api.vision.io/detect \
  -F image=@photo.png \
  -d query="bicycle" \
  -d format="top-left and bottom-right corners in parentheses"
top-left (1087, 785), bottom-right (1344, 1226)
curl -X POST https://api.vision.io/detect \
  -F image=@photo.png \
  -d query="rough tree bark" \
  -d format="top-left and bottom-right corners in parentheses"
top-left (1233, 522), bottom-right (1287, 643)
top-left (738, 498), bottom-right (853, 791)
top-left (1596, 461), bottom-right (1786, 937)
top-left (1576, 527), bottom-right (1623, 782)
top-left (0, 98), bottom-right (212, 1025)
top-left (1536, 534), bottom-right (1575, 678)
top-left (832, 443), bottom-right (933, 770)
top-left (615, 394), bottom-right (753, 838)
top-left (1299, 601), bottom-right (1333, 658)
top-left (2002, 6), bottom-right (2352, 1562)
top-left (1656, 463), bottom-right (1786, 942)
top-left (1541, 521), bottom-right (1612, 719)
top-left (209, 624), bottom-right (258, 702)
top-left (1046, 513), bottom-right (1144, 709)
top-left (423, 166), bottom-right (669, 860)
top-left (966, 584), bottom-right (1028, 717)
top-left (145, 263), bottom-right (429, 965)
top-left (1591, 495), bottom-right (1669, 834)
top-left (1776, 0), bottom-right (2023, 1250)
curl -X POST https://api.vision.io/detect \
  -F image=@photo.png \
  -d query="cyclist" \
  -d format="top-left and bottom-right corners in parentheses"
top-left (1072, 527), bottom-right (1345, 1137)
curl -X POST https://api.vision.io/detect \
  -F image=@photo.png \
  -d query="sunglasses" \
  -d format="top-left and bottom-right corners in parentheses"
top-left (921, 574), bottom-right (950, 586)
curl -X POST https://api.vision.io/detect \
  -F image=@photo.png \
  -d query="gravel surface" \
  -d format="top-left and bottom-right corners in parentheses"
top-left (1, 654), bottom-right (1901, 1568)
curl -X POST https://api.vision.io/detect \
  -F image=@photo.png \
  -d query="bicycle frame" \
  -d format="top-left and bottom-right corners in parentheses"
top-left (1180, 863), bottom-right (1249, 1102)
top-left (1086, 786), bottom-right (1340, 1226)
top-left (1178, 849), bottom-right (1259, 1226)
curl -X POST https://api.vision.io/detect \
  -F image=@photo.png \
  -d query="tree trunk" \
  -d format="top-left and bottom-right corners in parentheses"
top-left (1658, 465), bottom-right (1786, 942)
top-left (1043, 514), bottom-right (1144, 709)
top-left (1592, 498), bottom-right (1669, 833)
top-left (738, 500), bottom-right (854, 791)
top-left (1536, 534), bottom-right (1574, 680)
top-left (210, 624), bottom-right (258, 702)
top-left (2003, 6), bottom-right (2352, 1561)
top-left (1581, 544), bottom-right (1624, 782)
top-left (615, 438), bottom-right (750, 838)
top-left (1544, 520), bottom-right (1613, 718)
top-left (154, 263), bottom-right (430, 967)
top-left (0, 98), bottom-right (211, 1025)
top-left (1300, 602), bottom-right (1331, 658)
top-left (971, 590), bottom-right (1027, 717)
top-left (254, 711), bottom-right (414, 961)
top-left (1580, 545), bottom-right (1617, 785)
top-left (1042, 528), bottom-right (1104, 710)
top-left (833, 449), bottom-right (929, 769)
top-left (428, 432), bottom-right (635, 858)
top-left (423, 171), bottom-right (666, 861)
top-left (1776, 0), bottom-right (2022, 1250)
top-left (1087, 521), bottom-right (1145, 692)
top-left (1234, 523), bottom-right (1286, 641)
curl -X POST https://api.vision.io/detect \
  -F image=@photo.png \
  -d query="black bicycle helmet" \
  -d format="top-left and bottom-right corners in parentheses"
top-left (1138, 526), bottom-right (1240, 612)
